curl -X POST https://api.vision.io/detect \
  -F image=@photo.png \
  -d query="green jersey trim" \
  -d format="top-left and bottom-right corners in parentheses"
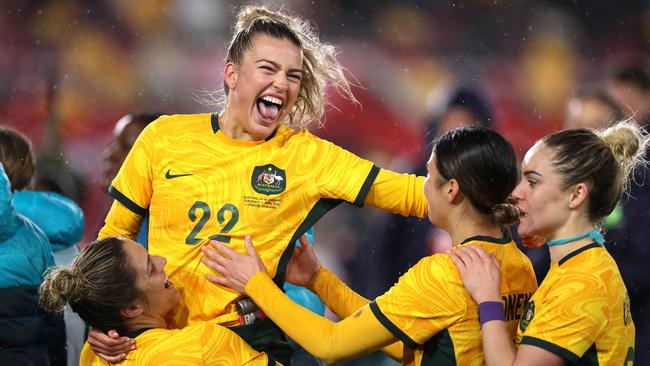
top-left (109, 185), bottom-right (148, 217)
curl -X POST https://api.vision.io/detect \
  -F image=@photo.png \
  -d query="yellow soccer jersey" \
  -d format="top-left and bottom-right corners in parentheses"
top-left (370, 234), bottom-right (537, 366)
top-left (517, 243), bottom-right (635, 365)
top-left (105, 113), bottom-right (425, 326)
top-left (79, 322), bottom-right (276, 365)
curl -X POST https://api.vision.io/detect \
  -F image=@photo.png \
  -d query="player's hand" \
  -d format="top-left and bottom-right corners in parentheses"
top-left (285, 235), bottom-right (323, 286)
top-left (201, 236), bottom-right (267, 294)
top-left (87, 328), bottom-right (135, 363)
top-left (448, 245), bottom-right (502, 304)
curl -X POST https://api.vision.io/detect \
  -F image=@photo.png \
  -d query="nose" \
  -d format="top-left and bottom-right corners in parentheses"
top-left (511, 181), bottom-right (525, 201)
top-left (154, 255), bottom-right (167, 269)
top-left (272, 72), bottom-right (289, 91)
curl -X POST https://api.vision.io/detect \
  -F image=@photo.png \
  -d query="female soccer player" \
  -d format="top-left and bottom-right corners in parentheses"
top-left (204, 127), bottom-right (538, 365)
top-left (39, 237), bottom-right (278, 365)
top-left (95, 5), bottom-right (427, 363)
top-left (450, 122), bottom-right (646, 365)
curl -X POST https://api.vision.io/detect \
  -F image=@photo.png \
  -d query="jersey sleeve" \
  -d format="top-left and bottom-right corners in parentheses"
top-left (308, 266), bottom-right (370, 318)
top-left (370, 255), bottom-right (465, 348)
top-left (365, 169), bottom-right (428, 218)
top-left (246, 272), bottom-right (397, 364)
top-left (308, 134), bottom-right (378, 206)
top-left (519, 274), bottom-right (608, 363)
top-left (98, 200), bottom-right (144, 240)
top-left (108, 122), bottom-right (157, 216)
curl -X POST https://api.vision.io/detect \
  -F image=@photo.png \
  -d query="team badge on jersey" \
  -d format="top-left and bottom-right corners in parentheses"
top-left (252, 164), bottom-right (286, 195)
top-left (519, 300), bottom-right (535, 332)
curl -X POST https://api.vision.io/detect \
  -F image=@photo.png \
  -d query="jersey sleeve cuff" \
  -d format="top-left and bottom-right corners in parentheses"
top-left (520, 336), bottom-right (579, 363)
top-left (369, 300), bottom-right (419, 349)
top-left (108, 185), bottom-right (148, 217)
top-left (352, 165), bottom-right (380, 207)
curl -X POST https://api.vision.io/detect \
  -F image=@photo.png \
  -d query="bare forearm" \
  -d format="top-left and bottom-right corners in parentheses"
top-left (482, 321), bottom-right (517, 366)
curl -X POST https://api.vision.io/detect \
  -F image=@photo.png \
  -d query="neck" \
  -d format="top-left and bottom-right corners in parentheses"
top-left (219, 110), bottom-right (259, 141)
top-left (445, 206), bottom-right (503, 246)
top-left (547, 218), bottom-right (598, 264)
top-left (126, 313), bottom-right (168, 334)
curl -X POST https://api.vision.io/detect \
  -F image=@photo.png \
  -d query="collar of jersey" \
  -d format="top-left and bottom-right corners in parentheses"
top-left (557, 242), bottom-right (603, 266)
top-left (211, 112), bottom-right (282, 147)
top-left (460, 228), bottom-right (512, 246)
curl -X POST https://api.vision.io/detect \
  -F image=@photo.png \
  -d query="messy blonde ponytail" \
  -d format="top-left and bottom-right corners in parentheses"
top-left (543, 120), bottom-right (649, 221)
top-left (216, 5), bottom-right (357, 128)
top-left (599, 120), bottom-right (649, 195)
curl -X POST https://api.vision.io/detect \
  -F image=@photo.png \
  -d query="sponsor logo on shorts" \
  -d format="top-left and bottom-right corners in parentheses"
top-left (251, 164), bottom-right (286, 195)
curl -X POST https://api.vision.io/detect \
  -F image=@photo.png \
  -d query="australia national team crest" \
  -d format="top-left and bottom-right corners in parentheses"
top-left (519, 300), bottom-right (535, 333)
top-left (252, 164), bottom-right (286, 195)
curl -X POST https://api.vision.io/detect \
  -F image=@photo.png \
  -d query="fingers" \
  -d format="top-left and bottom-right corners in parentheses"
top-left (201, 256), bottom-right (227, 274)
top-left (490, 253), bottom-right (501, 270)
top-left (207, 274), bottom-right (230, 287)
top-left (97, 352), bottom-right (127, 363)
top-left (448, 250), bottom-right (467, 271)
top-left (298, 235), bottom-right (311, 247)
top-left (210, 240), bottom-right (239, 259)
top-left (244, 236), bottom-right (259, 258)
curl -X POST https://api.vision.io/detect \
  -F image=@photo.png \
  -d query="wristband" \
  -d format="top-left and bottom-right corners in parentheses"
top-left (478, 301), bottom-right (504, 326)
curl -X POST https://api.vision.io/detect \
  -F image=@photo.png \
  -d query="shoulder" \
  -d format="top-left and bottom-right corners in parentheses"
top-left (407, 254), bottom-right (461, 286)
top-left (13, 191), bottom-right (83, 246)
top-left (142, 113), bottom-right (213, 137)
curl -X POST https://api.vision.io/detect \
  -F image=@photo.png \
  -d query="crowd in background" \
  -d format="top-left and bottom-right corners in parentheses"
top-left (0, 1), bottom-right (648, 365)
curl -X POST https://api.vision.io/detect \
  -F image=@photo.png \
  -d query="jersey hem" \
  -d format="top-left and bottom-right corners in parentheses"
top-left (369, 301), bottom-right (419, 349)
top-left (520, 336), bottom-right (579, 363)
top-left (108, 186), bottom-right (147, 216)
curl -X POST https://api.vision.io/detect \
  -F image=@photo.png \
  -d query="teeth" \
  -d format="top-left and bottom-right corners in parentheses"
top-left (261, 96), bottom-right (283, 107)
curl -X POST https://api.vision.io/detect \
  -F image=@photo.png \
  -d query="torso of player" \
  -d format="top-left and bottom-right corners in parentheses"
top-left (132, 113), bottom-right (373, 324)
top-left (516, 245), bottom-right (635, 364)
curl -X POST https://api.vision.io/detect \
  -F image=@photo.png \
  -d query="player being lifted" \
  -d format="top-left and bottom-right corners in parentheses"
top-left (94, 5), bottom-right (428, 364)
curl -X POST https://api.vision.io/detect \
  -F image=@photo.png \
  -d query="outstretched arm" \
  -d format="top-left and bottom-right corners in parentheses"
top-left (287, 238), bottom-right (404, 359)
top-left (202, 237), bottom-right (400, 364)
top-left (364, 169), bottom-right (428, 218)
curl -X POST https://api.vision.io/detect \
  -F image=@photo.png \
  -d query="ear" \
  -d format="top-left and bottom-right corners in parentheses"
top-left (224, 62), bottom-right (238, 90)
top-left (568, 182), bottom-right (589, 209)
top-left (446, 179), bottom-right (463, 204)
top-left (120, 303), bottom-right (144, 319)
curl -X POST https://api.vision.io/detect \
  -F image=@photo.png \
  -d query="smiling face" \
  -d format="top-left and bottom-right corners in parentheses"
top-left (122, 239), bottom-right (179, 318)
top-left (224, 35), bottom-right (303, 140)
top-left (511, 142), bottom-right (572, 239)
